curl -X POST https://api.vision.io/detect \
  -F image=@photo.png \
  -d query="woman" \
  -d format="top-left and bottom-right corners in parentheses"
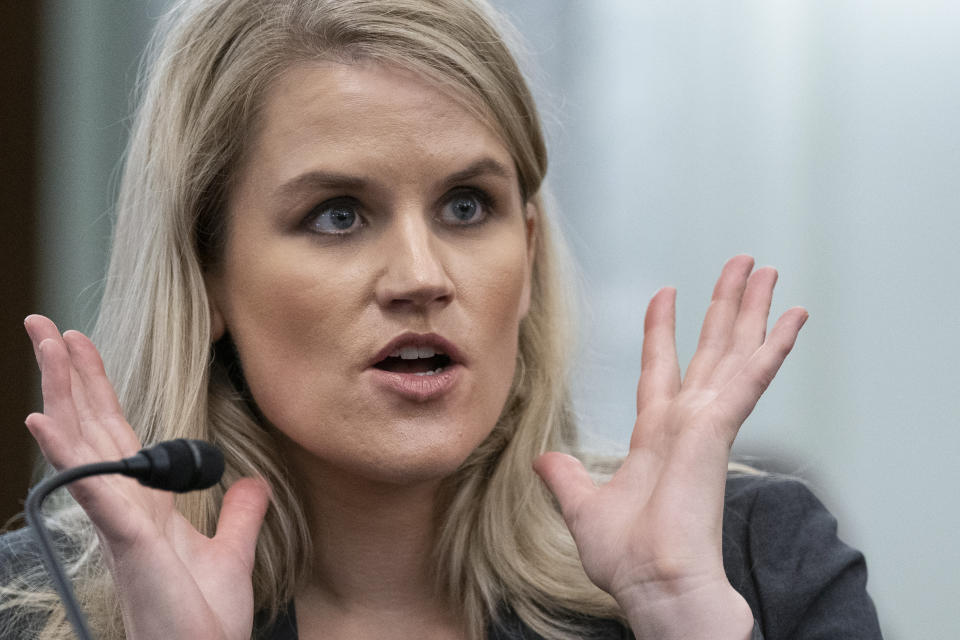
top-left (0, 0), bottom-right (881, 638)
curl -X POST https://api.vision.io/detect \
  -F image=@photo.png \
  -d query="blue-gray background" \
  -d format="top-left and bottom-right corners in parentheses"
top-left (37, 2), bottom-right (960, 637)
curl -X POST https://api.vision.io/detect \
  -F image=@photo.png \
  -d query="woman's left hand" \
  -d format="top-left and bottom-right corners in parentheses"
top-left (534, 255), bottom-right (807, 639)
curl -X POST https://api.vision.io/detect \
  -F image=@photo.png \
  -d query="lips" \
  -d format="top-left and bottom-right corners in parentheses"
top-left (367, 332), bottom-right (466, 402)
top-left (376, 350), bottom-right (452, 375)
top-left (369, 332), bottom-right (466, 370)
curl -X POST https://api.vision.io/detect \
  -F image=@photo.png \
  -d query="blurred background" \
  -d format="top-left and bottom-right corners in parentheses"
top-left (1, 1), bottom-right (958, 637)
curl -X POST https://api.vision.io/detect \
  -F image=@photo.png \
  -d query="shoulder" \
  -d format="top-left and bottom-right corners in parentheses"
top-left (721, 473), bottom-right (883, 639)
top-left (721, 474), bottom-right (837, 592)
top-left (722, 472), bottom-right (828, 546)
top-left (724, 471), bottom-right (827, 518)
top-left (722, 473), bottom-right (856, 574)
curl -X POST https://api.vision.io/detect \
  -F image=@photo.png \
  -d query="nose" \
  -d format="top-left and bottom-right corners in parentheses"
top-left (374, 212), bottom-right (454, 311)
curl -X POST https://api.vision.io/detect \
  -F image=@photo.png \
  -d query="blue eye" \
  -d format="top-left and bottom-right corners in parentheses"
top-left (306, 199), bottom-right (362, 234)
top-left (441, 191), bottom-right (489, 225)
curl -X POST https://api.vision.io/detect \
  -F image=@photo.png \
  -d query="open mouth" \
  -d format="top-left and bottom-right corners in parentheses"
top-left (373, 346), bottom-right (453, 376)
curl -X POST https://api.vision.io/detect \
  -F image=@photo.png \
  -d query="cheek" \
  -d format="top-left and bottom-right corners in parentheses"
top-left (451, 234), bottom-right (531, 390)
top-left (460, 236), bottom-right (531, 328)
top-left (220, 251), bottom-right (367, 421)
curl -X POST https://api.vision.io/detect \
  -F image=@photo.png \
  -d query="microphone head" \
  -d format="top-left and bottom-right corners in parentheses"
top-left (134, 439), bottom-right (225, 493)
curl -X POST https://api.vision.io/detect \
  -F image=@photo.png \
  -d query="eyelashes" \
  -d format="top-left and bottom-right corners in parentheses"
top-left (301, 187), bottom-right (498, 237)
top-left (439, 188), bottom-right (493, 226)
top-left (303, 197), bottom-right (363, 235)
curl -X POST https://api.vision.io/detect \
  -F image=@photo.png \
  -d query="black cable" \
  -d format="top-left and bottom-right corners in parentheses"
top-left (25, 461), bottom-right (127, 640)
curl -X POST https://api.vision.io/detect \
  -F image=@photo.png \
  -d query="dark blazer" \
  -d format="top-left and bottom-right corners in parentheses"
top-left (0, 475), bottom-right (882, 639)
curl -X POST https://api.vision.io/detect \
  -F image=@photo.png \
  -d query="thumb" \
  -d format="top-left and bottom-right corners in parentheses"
top-left (533, 452), bottom-right (596, 524)
top-left (214, 477), bottom-right (271, 572)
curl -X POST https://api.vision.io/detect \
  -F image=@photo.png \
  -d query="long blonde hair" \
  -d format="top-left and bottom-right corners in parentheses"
top-left (2, 1), bottom-right (623, 638)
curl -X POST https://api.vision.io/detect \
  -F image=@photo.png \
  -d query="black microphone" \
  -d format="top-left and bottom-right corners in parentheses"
top-left (24, 439), bottom-right (226, 640)
top-left (123, 438), bottom-right (225, 492)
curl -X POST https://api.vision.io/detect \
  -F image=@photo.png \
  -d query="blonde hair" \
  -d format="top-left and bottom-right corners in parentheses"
top-left (2, 1), bottom-right (624, 638)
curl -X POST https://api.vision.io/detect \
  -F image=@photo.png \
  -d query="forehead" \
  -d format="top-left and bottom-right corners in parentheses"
top-left (242, 60), bottom-right (514, 184)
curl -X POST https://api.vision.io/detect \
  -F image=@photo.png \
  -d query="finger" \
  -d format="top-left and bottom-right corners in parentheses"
top-left (51, 331), bottom-right (127, 461)
top-left (711, 307), bottom-right (808, 439)
top-left (214, 478), bottom-right (271, 573)
top-left (37, 337), bottom-right (123, 472)
top-left (709, 267), bottom-right (778, 386)
top-left (25, 412), bottom-right (76, 471)
top-left (62, 331), bottom-right (122, 416)
top-left (63, 330), bottom-right (139, 457)
top-left (732, 267), bottom-right (777, 349)
top-left (25, 315), bottom-right (64, 366)
top-left (683, 255), bottom-right (754, 387)
top-left (532, 453), bottom-right (596, 525)
top-left (27, 317), bottom-right (108, 452)
top-left (38, 338), bottom-right (82, 441)
top-left (637, 287), bottom-right (681, 410)
top-left (26, 412), bottom-right (116, 515)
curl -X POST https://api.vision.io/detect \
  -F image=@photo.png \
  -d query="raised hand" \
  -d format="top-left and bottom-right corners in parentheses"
top-left (534, 256), bottom-right (808, 639)
top-left (23, 315), bottom-right (270, 640)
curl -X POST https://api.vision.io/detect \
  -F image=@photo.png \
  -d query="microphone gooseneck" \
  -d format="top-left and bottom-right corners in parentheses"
top-left (24, 439), bottom-right (225, 640)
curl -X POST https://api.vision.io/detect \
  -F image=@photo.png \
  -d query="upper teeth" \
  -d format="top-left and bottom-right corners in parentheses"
top-left (391, 346), bottom-right (444, 359)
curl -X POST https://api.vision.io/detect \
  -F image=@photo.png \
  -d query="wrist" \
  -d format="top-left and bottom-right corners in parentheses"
top-left (618, 580), bottom-right (754, 640)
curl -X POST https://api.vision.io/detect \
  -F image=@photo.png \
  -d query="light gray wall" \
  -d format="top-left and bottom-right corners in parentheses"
top-left (495, 2), bottom-right (960, 638)
top-left (38, 0), bottom-right (168, 331)
top-left (40, 1), bottom-right (959, 638)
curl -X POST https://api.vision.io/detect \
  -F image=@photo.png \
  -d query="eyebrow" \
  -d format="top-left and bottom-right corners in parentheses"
top-left (273, 171), bottom-right (366, 203)
top-left (440, 157), bottom-right (514, 189)
top-left (272, 157), bottom-right (516, 203)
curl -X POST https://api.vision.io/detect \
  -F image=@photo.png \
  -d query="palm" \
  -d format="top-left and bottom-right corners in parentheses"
top-left (534, 256), bottom-right (808, 603)
top-left (24, 315), bottom-right (268, 640)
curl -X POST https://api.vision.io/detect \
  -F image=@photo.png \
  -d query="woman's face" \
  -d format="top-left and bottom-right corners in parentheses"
top-left (207, 61), bottom-right (535, 485)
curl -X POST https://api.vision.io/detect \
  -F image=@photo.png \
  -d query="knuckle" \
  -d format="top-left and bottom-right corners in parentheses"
top-left (754, 369), bottom-right (775, 393)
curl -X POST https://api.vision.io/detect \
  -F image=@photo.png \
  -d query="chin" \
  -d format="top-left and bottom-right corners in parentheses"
top-left (356, 460), bottom-right (463, 487)
top-left (267, 391), bottom-right (506, 489)
top-left (275, 420), bottom-right (491, 489)
top-left (354, 437), bottom-right (482, 487)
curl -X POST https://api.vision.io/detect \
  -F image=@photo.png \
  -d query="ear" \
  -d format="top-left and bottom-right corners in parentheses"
top-left (205, 276), bottom-right (227, 342)
top-left (519, 201), bottom-right (538, 319)
top-left (210, 300), bottom-right (226, 342)
top-left (524, 201), bottom-right (538, 262)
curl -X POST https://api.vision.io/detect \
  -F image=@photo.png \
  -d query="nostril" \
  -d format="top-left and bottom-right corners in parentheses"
top-left (380, 284), bottom-right (454, 308)
top-left (375, 237), bottom-right (454, 308)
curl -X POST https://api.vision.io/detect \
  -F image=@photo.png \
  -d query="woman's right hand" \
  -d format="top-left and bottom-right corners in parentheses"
top-left (24, 314), bottom-right (270, 640)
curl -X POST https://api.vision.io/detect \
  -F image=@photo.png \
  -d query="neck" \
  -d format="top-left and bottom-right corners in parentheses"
top-left (290, 461), bottom-right (470, 638)
top-left (279, 442), bottom-right (461, 622)
top-left (310, 472), bottom-right (444, 607)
